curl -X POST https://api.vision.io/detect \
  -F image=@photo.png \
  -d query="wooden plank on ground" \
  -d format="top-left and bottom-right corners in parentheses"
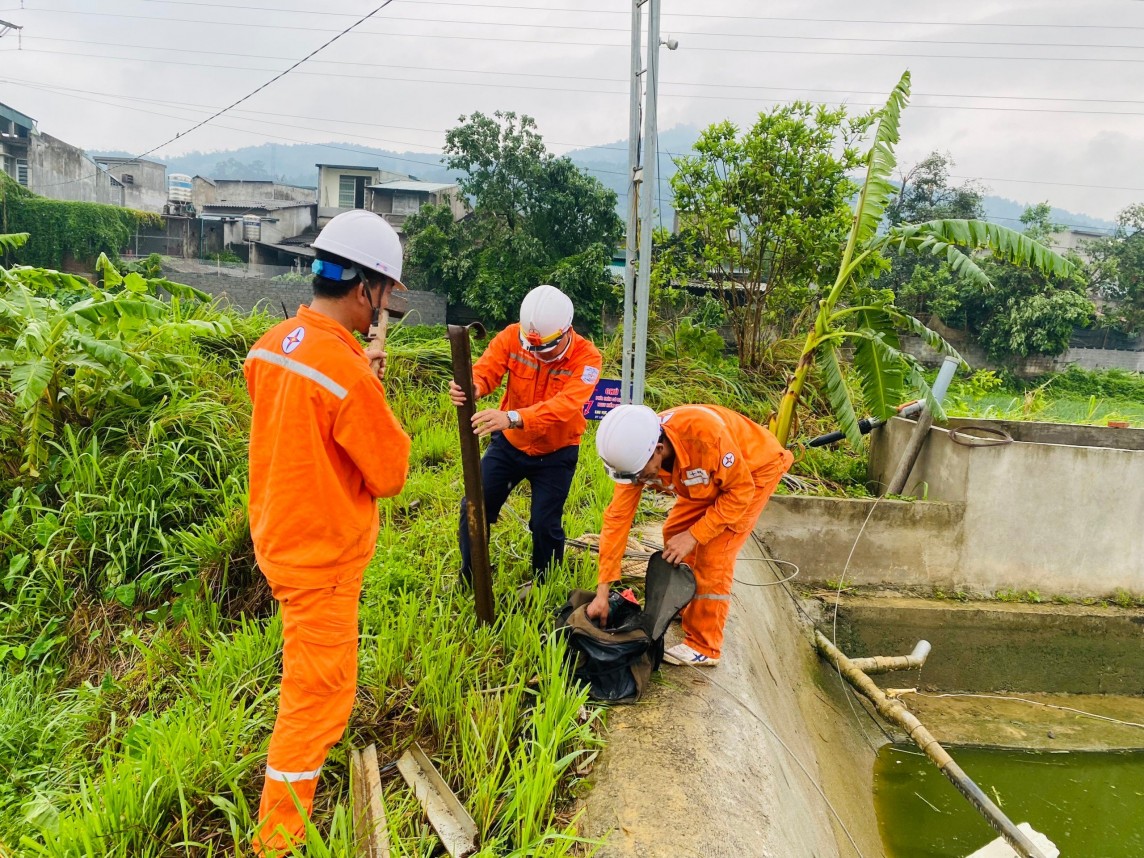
top-left (350, 744), bottom-right (391, 858)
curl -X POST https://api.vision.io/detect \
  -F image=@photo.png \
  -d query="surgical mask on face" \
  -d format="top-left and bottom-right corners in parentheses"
top-left (536, 336), bottom-right (572, 364)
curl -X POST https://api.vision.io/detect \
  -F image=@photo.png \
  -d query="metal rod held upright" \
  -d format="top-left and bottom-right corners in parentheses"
top-left (448, 323), bottom-right (495, 626)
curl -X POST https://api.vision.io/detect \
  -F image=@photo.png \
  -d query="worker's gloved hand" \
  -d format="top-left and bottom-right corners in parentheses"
top-left (586, 590), bottom-right (610, 626)
top-left (364, 347), bottom-right (386, 380)
top-left (471, 409), bottom-right (510, 436)
top-left (662, 531), bottom-right (698, 566)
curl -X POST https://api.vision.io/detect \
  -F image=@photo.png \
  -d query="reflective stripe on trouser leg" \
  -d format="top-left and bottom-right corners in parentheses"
top-left (256, 577), bottom-right (362, 855)
top-left (666, 451), bottom-right (792, 659)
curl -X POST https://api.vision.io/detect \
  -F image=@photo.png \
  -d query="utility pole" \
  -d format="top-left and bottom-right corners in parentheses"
top-left (620, 0), bottom-right (642, 406)
top-left (621, 0), bottom-right (674, 405)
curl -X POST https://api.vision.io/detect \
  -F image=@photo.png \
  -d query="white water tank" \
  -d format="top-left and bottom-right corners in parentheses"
top-left (168, 173), bottom-right (193, 203)
top-left (242, 214), bottom-right (262, 242)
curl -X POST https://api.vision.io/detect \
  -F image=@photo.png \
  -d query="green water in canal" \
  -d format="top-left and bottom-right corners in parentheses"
top-left (874, 744), bottom-right (1144, 857)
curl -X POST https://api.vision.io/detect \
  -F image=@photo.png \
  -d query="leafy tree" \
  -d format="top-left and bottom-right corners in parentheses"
top-left (885, 151), bottom-right (985, 316)
top-left (657, 104), bottom-right (872, 371)
top-left (908, 204), bottom-right (1093, 361)
top-left (769, 72), bottom-right (1075, 448)
top-left (404, 111), bottom-right (622, 331)
top-left (1087, 203), bottom-right (1144, 335)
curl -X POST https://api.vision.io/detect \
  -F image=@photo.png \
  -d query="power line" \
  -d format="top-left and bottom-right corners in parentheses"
top-left (16, 8), bottom-right (1144, 63)
top-left (49, 5), bottom-right (1144, 51)
top-left (24, 35), bottom-right (1144, 110)
top-left (1, 77), bottom-right (642, 184)
top-left (15, 46), bottom-right (1144, 119)
top-left (29, 0), bottom-right (402, 188)
top-left (140, 0), bottom-right (1144, 33)
top-left (12, 76), bottom-right (1142, 196)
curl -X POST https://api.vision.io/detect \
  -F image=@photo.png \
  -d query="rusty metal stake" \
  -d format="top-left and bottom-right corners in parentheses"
top-left (448, 323), bottom-right (495, 625)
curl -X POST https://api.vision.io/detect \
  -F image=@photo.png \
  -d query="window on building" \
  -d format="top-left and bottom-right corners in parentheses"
top-left (122, 174), bottom-right (134, 185)
top-left (16, 158), bottom-right (27, 187)
top-left (338, 174), bottom-right (367, 209)
top-left (392, 192), bottom-right (422, 215)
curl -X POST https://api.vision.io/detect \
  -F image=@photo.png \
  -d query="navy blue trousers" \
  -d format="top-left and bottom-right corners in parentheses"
top-left (459, 432), bottom-right (579, 582)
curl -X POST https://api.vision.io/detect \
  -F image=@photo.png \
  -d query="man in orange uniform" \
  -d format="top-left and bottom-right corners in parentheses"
top-left (244, 210), bottom-right (411, 853)
top-left (589, 403), bottom-right (792, 665)
top-left (449, 284), bottom-right (602, 583)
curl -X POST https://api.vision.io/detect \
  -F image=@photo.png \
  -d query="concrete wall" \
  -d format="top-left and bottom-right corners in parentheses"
top-left (28, 133), bottom-right (122, 206)
top-left (96, 159), bottom-right (167, 213)
top-left (903, 321), bottom-right (1144, 375)
top-left (212, 180), bottom-right (316, 203)
top-left (755, 495), bottom-right (967, 589)
top-left (163, 268), bottom-right (446, 324)
top-left (833, 597), bottom-right (1144, 695)
top-left (580, 540), bottom-right (884, 858)
top-left (765, 417), bottom-right (1144, 597)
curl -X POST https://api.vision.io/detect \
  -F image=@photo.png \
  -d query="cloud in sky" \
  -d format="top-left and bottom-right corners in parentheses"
top-left (2, 0), bottom-right (1143, 218)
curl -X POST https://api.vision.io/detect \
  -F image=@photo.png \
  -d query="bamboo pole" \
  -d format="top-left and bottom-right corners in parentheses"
top-left (814, 631), bottom-right (1048, 858)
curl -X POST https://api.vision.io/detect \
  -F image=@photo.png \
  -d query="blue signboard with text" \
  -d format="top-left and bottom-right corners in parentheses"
top-left (583, 378), bottom-right (624, 421)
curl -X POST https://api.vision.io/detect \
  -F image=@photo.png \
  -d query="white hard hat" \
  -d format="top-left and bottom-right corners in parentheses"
top-left (596, 404), bottom-right (662, 483)
top-left (519, 284), bottom-right (573, 352)
top-left (311, 210), bottom-right (406, 289)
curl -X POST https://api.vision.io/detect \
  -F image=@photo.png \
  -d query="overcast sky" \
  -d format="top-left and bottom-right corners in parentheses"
top-left (2, 0), bottom-right (1144, 221)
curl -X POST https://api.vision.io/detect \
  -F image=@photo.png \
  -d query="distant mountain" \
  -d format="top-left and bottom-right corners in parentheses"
top-left (90, 141), bottom-right (456, 189)
top-left (92, 128), bottom-right (1117, 233)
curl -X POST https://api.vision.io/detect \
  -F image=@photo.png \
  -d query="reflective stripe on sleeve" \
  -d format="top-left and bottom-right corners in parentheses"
top-left (693, 593), bottom-right (731, 601)
top-left (247, 349), bottom-right (348, 400)
top-left (266, 764), bottom-right (323, 783)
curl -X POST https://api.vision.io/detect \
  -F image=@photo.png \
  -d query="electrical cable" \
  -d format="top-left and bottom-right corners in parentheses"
top-left (25, 3), bottom-right (1144, 48)
top-left (679, 659), bottom-right (869, 858)
top-left (135, 0), bottom-right (1144, 33)
top-left (21, 40), bottom-right (1144, 112)
top-left (948, 425), bottom-right (1015, 447)
top-left (18, 44), bottom-right (1144, 123)
top-left (744, 533), bottom-right (895, 747)
top-left (17, 0), bottom-right (403, 189)
top-left (14, 9), bottom-right (1144, 64)
top-left (907, 692), bottom-right (1144, 730)
top-left (735, 557), bottom-right (800, 587)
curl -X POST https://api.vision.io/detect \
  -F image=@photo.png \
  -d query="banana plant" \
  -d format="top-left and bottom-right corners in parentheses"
top-left (769, 71), bottom-right (1075, 447)
top-left (0, 240), bottom-right (228, 475)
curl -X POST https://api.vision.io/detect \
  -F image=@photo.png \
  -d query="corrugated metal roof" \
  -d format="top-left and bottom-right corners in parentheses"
top-left (93, 155), bottom-right (166, 167)
top-left (368, 180), bottom-right (457, 193)
top-left (204, 200), bottom-right (315, 211)
top-left (256, 241), bottom-right (315, 257)
top-left (316, 163), bottom-right (380, 171)
top-left (0, 101), bottom-right (35, 130)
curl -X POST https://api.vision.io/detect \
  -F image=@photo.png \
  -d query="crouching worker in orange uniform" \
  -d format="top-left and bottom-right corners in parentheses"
top-left (244, 210), bottom-right (411, 854)
top-left (589, 404), bottom-right (792, 666)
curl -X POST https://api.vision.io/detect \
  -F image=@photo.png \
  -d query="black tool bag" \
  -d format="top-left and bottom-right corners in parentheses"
top-left (556, 552), bottom-right (696, 703)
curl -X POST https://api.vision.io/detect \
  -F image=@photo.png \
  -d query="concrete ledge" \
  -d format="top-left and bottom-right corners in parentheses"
top-left (755, 495), bottom-right (966, 588)
top-left (832, 595), bottom-right (1144, 695)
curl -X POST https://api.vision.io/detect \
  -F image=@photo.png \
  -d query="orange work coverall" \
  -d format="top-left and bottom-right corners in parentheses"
top-left (598, 405), bottom-right (792, 659)
top-left (244, 305), bottom-right (411, 854)
top-left (461, 323), bottom-right (602, 579)
top-left (471, 323), bottom-right (602, 456)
